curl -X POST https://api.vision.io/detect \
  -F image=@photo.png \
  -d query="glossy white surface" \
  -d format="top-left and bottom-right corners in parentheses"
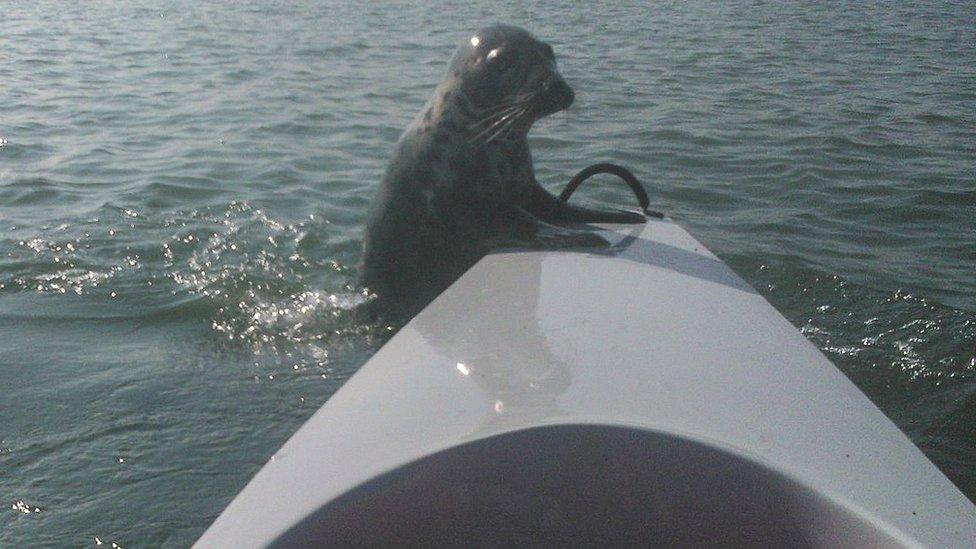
top-left (196, 219), bottom-right (976, 547)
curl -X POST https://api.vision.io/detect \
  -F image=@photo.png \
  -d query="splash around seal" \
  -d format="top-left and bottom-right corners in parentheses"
top-left (360, 25), bottom-right (645, 321)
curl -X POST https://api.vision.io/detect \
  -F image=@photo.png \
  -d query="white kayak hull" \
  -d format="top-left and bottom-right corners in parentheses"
top-left (197, 219), bottom-right (976, 547)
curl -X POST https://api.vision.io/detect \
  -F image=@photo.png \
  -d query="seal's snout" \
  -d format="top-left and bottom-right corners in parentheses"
top-left (536, 74), bottom-right (574, 115)
top-left (552, 76), bottom-right (574, 110)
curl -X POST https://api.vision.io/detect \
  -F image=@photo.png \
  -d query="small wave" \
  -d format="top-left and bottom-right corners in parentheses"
top-left (915, 111), bottom-right (971, 129)
top-left (785, 134), bottom-right (930, 160)
top-left (1, 187), bottom-right (69, 207)
top-left (633, 127), bottom-right (728, 147)
top-left (142, 179), bottom-right (228, 201)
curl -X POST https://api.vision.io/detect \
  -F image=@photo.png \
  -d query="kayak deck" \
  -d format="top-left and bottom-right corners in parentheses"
top-left (197, 219), bottom-right (976, 547)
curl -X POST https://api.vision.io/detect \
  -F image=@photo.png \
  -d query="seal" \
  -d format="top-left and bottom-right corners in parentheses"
top-left (361, 24), bottom-right (645, 320)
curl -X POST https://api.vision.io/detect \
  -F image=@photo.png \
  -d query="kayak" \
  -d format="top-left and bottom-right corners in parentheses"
top-left (196, 218), bottom-right (976, 547)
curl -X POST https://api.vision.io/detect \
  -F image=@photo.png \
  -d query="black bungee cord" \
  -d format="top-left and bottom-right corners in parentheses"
top-left (559, 163), bottom-right (664, 219)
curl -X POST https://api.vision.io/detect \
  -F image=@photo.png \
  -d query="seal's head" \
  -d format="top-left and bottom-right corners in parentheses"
top-left (446, 25), bottom-right (574, 141)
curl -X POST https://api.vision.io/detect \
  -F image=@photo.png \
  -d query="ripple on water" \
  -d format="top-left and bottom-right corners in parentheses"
top-left (159, 202), bottom-right (384, 357)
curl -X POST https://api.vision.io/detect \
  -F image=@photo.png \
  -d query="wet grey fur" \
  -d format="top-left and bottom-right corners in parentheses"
top-left (361, 25), bottom-right (644, 320)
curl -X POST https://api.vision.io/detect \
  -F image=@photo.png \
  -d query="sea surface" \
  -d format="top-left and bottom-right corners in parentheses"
top-left (2, 0), bottom-right (974, 545)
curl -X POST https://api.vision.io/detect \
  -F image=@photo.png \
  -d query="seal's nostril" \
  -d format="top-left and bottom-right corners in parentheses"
top-left (554, 78), bottom-right (574, 109)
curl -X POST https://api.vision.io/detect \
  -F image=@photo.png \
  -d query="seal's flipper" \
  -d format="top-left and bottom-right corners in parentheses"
top-left (485, 205), bottom-right (611, 249)
top-left (527, 182), bottom-right (646, 224)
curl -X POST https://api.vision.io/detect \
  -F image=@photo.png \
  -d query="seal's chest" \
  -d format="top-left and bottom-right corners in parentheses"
top-left (484, 146), bottom-right (531, 196)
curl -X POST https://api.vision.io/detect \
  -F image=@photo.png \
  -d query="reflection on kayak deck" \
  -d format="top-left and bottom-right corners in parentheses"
top-left (413, 248), bottom-right (570, 434)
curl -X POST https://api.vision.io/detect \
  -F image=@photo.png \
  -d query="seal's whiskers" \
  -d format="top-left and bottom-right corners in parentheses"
top-left (468, 104), bottom-right (522, 130)
top-left (469, 106), bottom-right (527, 142)
top-left (472, 91), bottom-right (534, 117)
top-left (483, 106), bottom-right (530, 143)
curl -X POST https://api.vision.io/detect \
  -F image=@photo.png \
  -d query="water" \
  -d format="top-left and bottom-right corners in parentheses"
top-left (1, 0), bottom-right (973, 545)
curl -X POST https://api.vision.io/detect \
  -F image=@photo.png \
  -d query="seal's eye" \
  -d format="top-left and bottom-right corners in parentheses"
top-left (485, 48), bottom-right (511, 72)
top-left (485, 47), bottom-right (515, 72)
